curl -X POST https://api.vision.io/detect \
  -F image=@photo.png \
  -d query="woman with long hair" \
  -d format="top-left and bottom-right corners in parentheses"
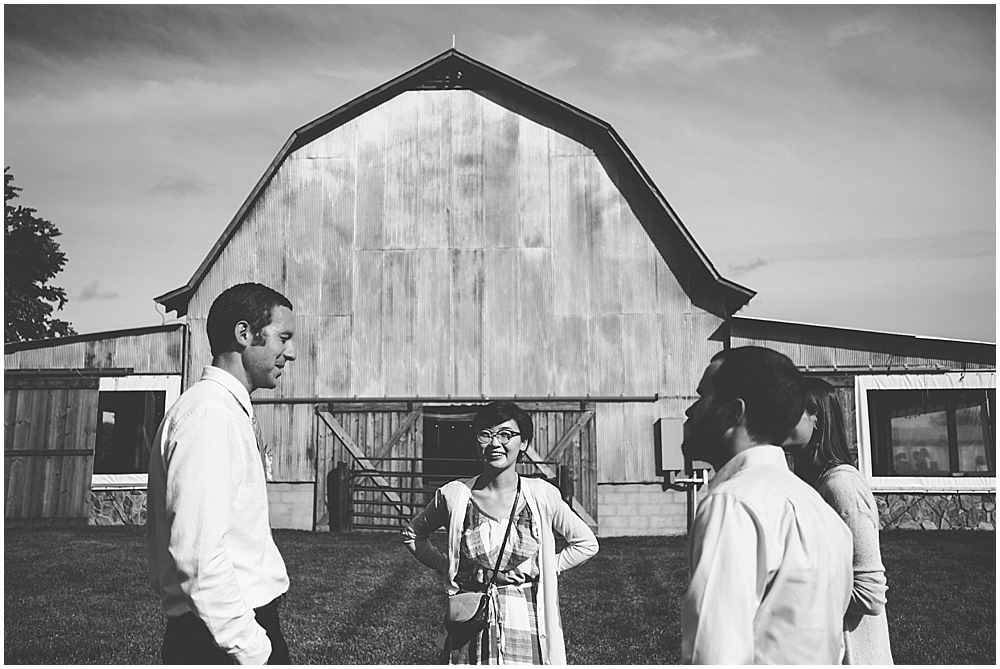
top-left (402, 400), bottom-right (598, 664)
top-left (784, 378), bottom-right (893, 664)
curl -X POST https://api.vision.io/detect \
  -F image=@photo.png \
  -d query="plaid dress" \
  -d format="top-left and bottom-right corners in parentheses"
top-left (449, 495), bottom-right (542, 665)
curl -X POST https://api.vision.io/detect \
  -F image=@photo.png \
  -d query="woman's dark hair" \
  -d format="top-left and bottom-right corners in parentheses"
top-left (710, 346), bottom-right (805, 446)
top-left (472, 401), bottom-right (533, 447)
top-left (207, 282), bottom-right (293, 357)
top-left (803, 377), bottom-right (856, 469)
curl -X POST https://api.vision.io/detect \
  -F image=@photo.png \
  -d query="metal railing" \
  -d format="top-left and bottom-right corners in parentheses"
top-left (327, 456), bottom-right (567, 532)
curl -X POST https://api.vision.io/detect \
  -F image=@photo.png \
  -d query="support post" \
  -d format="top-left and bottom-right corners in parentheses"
top-left (557, 465), bottom-right (574, 505)
top-left (328, 462), bottom-right (352, 533)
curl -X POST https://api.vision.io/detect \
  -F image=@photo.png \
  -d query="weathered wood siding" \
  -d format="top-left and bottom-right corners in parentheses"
top-left (4, 327), bottom-right (186, 375)
top-left (185, 90), bottom-right (723, 483)
top-left (4, 382), bottom-right (99, 520)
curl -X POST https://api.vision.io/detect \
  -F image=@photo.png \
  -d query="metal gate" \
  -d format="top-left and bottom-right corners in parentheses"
top-left (316, 401), bottom-right (597, 532)
top-left (327, 456), bottom-right (569, 532)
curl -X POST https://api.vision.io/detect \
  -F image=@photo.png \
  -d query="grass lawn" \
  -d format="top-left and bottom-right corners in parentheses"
top-left (3, 526), bottom-right (994, 664)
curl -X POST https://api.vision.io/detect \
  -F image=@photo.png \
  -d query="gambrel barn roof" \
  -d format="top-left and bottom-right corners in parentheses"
top-left (155, 49), bottom-right (754, 317)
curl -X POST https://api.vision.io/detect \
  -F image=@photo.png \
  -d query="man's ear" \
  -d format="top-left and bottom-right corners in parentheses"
top-left (233, 320), bottom-right (253, 349)
top-left (721, 398), bottom-right (746, 428)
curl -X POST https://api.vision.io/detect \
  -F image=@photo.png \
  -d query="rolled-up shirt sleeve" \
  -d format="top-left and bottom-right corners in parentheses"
top-left (164, 406), bottom-right (271, 664)
top-left (681, 493), bottom-right (760, 665)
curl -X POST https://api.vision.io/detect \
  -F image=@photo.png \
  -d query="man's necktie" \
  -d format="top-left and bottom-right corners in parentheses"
top-left (251, 414), bottom-right (271, 481)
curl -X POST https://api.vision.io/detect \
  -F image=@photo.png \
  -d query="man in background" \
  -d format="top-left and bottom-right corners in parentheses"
top-left (680, 346), bottom-right (853, 664)
top-left (147, 282), bottom-right (296, 664)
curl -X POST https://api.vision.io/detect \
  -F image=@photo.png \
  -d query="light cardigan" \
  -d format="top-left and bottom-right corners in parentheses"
top-left (817, 465), bottom-right (894, 664)
top-left (402, 476), bottom-right (599, 664)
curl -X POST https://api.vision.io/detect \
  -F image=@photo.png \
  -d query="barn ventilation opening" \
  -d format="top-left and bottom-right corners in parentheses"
top-left (422, 405), bottom-right (482, 489)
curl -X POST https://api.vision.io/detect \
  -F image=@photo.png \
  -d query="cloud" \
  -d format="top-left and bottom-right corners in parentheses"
top-left (726, 229), bottom-right (995, 272)
top-left (78, 280), bottom-right (120, 301)
top-left (612, 26), bottom-right (759, 72)
top-left (728, 258), bottom-right (769, 276)
top-left (827, 18), bottom-right (887, 46)
top-left (481, 33), bottom-right (579, 80)
top-left (148, 175), bottom-right (215, 198)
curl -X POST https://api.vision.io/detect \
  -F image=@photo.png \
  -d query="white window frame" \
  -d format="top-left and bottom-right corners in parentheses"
top-left (91, 374), bottom-right (181, 491)
top-left (855, 371), bottom-right (996, 493)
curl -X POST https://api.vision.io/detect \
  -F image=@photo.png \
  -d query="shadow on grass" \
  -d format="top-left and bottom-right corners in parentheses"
top-left (3, 526), bottom-right (994, 664)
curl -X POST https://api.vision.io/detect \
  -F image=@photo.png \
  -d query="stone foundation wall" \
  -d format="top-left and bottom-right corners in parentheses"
top-left (876, 493), bottom-right (995, 530)
top-left (88, 484), bottom-right (316, 530)
top-left (597, 483), bottom-right (689, 537)
top-left (90, 489), bottom-right (147, 526)
top-left (88, 485), bottom-right (993, 534)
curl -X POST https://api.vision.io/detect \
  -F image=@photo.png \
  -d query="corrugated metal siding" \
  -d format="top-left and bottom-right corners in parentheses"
top-left (597, 400), bottom-right (678, 484)
top-left (730, 336), bottom-right (993, 371)
top-left (5, 329), bottom-right (184, 375)
top-left (253, 402), bottom-right (315, 483)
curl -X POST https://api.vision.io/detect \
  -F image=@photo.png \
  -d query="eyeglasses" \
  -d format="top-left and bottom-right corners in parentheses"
top-left (476, 429), bottom-right (521, 445)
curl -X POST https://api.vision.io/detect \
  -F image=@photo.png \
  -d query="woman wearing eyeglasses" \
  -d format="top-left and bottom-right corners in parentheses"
top-left (402, 400), bottom-right (599, 665)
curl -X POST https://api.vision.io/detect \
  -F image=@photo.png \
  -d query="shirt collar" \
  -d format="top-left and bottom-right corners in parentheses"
top-left (200, 366), bottom-right (254, 419)
top-left (706, 445), bottom-right (788, 493)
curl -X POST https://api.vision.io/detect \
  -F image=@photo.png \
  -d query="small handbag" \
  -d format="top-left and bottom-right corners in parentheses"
top-left (443, 478), bottom-right (521, 652)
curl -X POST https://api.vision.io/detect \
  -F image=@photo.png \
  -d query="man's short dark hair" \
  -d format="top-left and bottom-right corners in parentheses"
top-left (710, 346), bottom-right (805, 446)
top-left (206, 283), bottom-right (293, 357)
top-left (472, 400), bottom-right (534, 447)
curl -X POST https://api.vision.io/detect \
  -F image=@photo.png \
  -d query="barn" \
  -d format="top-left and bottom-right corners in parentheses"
top-left (731, 316), bottom-right (995, 530)
top-left (5, 49), bottom-right (995, 533)
top-left (4, 325), bottom-right (185, 525)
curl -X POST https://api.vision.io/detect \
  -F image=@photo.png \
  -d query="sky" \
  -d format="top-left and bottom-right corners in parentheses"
top-left (4, 4), bottom-right (996, 343)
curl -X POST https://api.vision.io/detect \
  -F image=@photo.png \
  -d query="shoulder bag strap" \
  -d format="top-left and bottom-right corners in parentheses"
top-left (486, 476), bottom-right (522, 587)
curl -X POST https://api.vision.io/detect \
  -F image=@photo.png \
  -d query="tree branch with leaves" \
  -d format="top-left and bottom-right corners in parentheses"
top-left (5, 167), bottom-right (76, 342)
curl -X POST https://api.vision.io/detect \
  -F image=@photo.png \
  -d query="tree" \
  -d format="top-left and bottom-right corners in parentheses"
top-left (5, 167), bottom-right (76, 342)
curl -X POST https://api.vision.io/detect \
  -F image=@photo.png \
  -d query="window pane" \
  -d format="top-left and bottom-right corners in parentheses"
top-left (956, 406), bottom-right (989, 472)
top-left (93, 390), bottom-right (166, 475)
top-left (890, 409), bottom-right (951, 474)
top-left (869, 387), bottom-right (995, 477)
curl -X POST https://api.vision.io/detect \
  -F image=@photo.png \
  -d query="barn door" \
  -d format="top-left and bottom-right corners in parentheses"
top-left (521, 402), bottom-right (598, 530)
top-left (314, 402), bottom-right (423, 531)
top-left (4, 376), bottom-right (100, 521)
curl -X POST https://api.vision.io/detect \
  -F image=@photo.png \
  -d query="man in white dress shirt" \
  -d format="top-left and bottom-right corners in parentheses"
top-left (147, 282), bottom-right (297, 664)
top-left (680, 346), bottom-right (853, 664)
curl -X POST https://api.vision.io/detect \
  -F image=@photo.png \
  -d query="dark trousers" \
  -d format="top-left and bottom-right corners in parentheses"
top-left (162, 597), bottom-right (289, 664)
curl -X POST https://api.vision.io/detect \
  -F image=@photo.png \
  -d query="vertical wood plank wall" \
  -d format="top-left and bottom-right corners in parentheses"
top-left (185, 89), bottom-right (725, 485)
top-left (4, 386), bottom-right (99, 519)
